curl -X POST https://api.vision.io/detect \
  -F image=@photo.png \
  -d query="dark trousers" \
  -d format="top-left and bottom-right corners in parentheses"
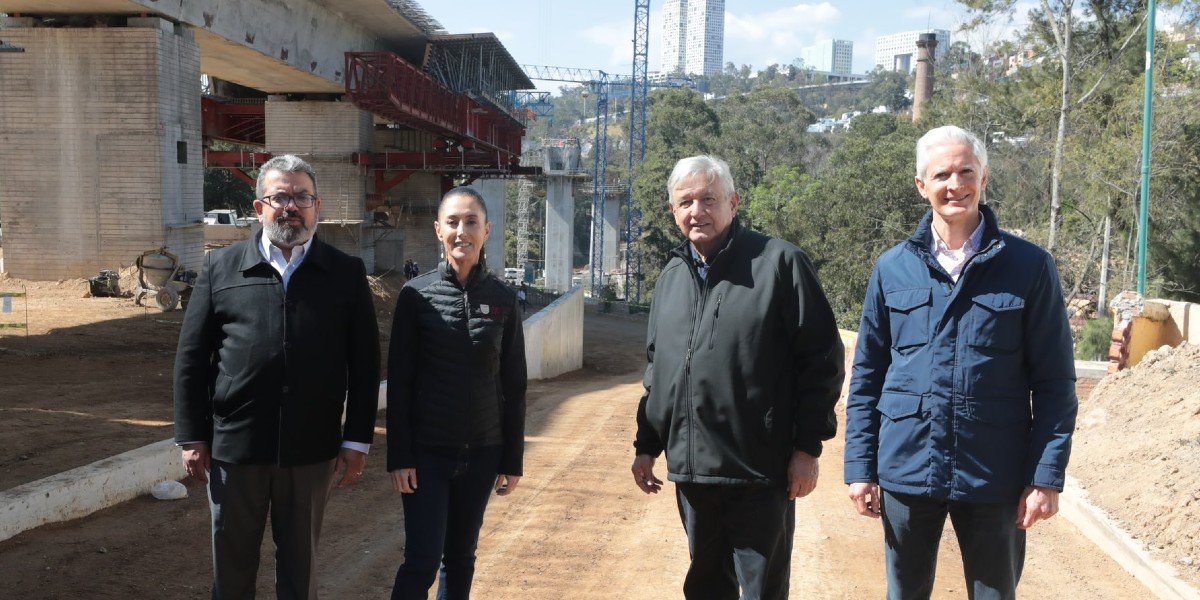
top-left (880, 489), bottom-right (1026, 600)
top-left (207, 458), bottom-right (336, 600)
top-left (391, 445), bottom-right (503, 600)
top-left (675, 482), bottom-right (795, 600)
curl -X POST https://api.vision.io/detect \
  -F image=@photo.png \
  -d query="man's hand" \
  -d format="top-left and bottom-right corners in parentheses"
top-left (1017, 486), bottom-right (1059, 529)
top-left (787, 450), bottom-right (820, 500)
top-left (334, 448), bottom-right (367, 488)
top-left (631, 454), bottom-right (663, 494)
top-left (181, 443), bottom-right (210, 483)
top-left (848, 482), bottom-right (882, 518)
top-left (495, 474), bottom-right (521, 496)
top-left (391, 468), bottom-right (418, 494)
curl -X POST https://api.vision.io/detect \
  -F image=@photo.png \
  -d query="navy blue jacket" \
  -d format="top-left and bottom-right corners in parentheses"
top-left (844, 206), bottom-right (1077, 502)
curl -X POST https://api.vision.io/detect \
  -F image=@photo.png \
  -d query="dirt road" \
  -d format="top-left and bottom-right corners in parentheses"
top-left (0, 308), bottom-right (1150, 598)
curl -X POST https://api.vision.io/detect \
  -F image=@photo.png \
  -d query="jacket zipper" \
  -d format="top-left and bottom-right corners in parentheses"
top-left (462, 287), bottom-right (473, 450)
top-left (684, 266), bottom-right (708, 477)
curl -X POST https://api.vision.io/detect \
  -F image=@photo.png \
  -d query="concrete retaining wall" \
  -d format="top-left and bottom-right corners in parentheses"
top-left (0, 440), bottom-right (182, 543)
top-left (523, 285), bottom-right (584, 380)
top-left (1110, 294), bottom-right (1199, 371)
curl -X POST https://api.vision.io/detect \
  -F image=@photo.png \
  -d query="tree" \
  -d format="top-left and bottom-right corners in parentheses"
top-left (743, 113), bottom-right (923, 327)
top-left (956, 0), bottom-right (1200, 254)
top-left (711, 86), bottom-right (815, 193)
top-left (630, 88), bottom-right (720, 299)
top-left (861, 67), bottom-right (912, 112)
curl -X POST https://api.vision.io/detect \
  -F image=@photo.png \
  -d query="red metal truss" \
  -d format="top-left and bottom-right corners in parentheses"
top-left (344, 52), bottom-right (526, 163)
top-left (203, 150), bottom-right (272, 188)
top-left (201, 97), bottom-right (265, 147)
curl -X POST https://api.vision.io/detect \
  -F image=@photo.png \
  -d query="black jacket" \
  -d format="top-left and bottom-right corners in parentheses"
top-left (386, 261), bottom-right (527, 475)
top-left (635, 219), bottom-right (845, 485)
top-left (173, 233), bottom-right (381, 467)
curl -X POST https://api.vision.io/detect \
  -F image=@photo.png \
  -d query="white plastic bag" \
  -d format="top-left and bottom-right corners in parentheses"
top-left (151, 479), bottom-right (188, 500)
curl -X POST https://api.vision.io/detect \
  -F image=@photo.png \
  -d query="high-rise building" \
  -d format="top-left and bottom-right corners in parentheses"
top-left (874, 29), bottom-right (950, 72)
top-left (799, 39), bottom-right (854, 75)
top-left (660, 0), bottom-right (724, 76)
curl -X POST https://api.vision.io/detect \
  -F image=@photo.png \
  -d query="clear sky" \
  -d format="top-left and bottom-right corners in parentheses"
top-left (422, 1), bottom-right (1036, 92)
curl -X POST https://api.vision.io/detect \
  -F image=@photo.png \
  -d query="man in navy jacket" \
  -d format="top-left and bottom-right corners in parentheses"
top-left (844, 126), bottom-right (1077, 600)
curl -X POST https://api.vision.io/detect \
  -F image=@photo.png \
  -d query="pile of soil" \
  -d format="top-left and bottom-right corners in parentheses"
top-left (1073, 342), bottom-right (1200, 586)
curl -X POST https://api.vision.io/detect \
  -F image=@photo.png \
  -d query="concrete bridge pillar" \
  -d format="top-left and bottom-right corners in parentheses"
top-left (468, 178), bottom-right (507, 277)
top-left (264, 98), bottom-right (373, 269)
top-left (544, 175), bottom-right (574, 292)
top-left (603, 197), bottom-right (621, 274)
top-left (0, 17), bottom-right (203, 279)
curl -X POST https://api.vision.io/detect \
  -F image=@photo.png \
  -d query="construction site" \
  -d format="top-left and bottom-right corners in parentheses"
top-left (1, 1), bottom-right (1200, 599)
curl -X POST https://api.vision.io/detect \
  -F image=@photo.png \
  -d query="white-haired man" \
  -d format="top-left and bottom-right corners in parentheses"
top-left (174, 155), bottom-right (380, 598)
top-left (632, 155), bottom-right (845, 599)
top-left (845, 126), bottom-right (1077, 599)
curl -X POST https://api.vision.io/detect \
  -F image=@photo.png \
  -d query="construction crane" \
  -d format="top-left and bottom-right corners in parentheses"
top-left (627, 0), bottom-right (651, 303)
top-left (520, 64), bottom-right (613, 295)
top-left (523, 47), bottom-right (689, 299)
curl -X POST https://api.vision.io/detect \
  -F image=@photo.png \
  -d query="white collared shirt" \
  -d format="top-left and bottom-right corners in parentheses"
top-left (931, 214), bottom-right (986, 283)
top-left (259, 233), bottom-right (314, 292)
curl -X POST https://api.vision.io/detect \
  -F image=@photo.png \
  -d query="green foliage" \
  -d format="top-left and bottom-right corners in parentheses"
top-left (861, 68), bottom-right (913, 112)
top-left (712, 86), bottom-right (816, 191)
top-left (1075, 316), bottom-right (1114, 360)
top-left (203, 168), bottom-right (255, 213)
top-left (203, 140), bottom-right (256, 214)
top-left (631, 88), bottom-right (721, 298)
top-left (527, 2), bottom-right (1200, 315)
top-left (744, 114), bottom-right (924, 327)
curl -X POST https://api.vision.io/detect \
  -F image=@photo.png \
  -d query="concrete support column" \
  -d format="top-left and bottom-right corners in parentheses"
top-left (544, 175), bottom-right (574, 292)
top-left (265, 99), bottom-right (373, 269)
top-left (603, 197), bottom-right (621, 274)
top-left (0, 18), bottom-right (203, 279)
top-left (469, 179), bottom-right (507, 277)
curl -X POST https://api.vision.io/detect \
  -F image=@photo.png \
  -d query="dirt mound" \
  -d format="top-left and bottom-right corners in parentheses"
top-left (1073, 342), bottom-right (1200, 585)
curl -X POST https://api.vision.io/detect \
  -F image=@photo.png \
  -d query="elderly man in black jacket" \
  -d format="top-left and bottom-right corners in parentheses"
top-left (632, 155), bottom-right (844, 600)
top-left (174, 155), bottom-right (380, 599)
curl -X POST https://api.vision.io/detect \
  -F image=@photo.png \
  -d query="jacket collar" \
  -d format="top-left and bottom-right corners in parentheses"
top-left (440, 257), bottom-right (488, 289)
top-left (671, 216), bottom-right (744, 269)
top-left (906, 204), bottom-right (1003, 264)
top-left (239, 230), bottom-right (330, 272)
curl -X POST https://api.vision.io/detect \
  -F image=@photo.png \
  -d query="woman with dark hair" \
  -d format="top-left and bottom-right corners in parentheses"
top-left (386, 187), bottom-right (527, 600)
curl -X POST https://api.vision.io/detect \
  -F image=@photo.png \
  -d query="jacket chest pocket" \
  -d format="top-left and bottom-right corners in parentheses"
top-left (967, 293), bottom-right (1024, 352)
top-left (885, 288), bottom-right (932, 350)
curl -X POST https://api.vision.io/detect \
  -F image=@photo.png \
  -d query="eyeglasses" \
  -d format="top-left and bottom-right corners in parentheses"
top-left (672, 197), bottom-right (721, 212)
top-left (259, 193), bottom-right (317, 208)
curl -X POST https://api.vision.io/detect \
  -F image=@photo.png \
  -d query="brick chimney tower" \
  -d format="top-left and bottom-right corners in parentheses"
top-left (913, 33), bottom-right (938, 122)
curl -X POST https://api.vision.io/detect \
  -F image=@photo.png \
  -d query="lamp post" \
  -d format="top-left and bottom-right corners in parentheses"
top-left (1136, 0), bottom-right (1157, 294)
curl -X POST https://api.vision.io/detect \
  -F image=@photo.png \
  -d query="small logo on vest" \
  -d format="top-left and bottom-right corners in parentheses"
top-left (480, 304), bottom-right (490, 315)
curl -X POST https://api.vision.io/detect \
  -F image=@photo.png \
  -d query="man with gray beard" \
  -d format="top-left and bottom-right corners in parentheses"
top-left (174, 155), bottom-right (380, 599)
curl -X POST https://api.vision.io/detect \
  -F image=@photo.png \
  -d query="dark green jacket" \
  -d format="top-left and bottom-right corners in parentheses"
top-left (635, 219), bottom-right (845, 485)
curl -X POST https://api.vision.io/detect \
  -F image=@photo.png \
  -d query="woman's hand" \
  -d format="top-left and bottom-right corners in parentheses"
top-left (495, 474), bottom-right (521, 496)
top-left (391, 468), bottom-right (418, 493)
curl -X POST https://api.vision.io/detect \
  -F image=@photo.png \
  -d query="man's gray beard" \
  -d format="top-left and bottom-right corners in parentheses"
top-left (263, 217), bottom-right (315, 248)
